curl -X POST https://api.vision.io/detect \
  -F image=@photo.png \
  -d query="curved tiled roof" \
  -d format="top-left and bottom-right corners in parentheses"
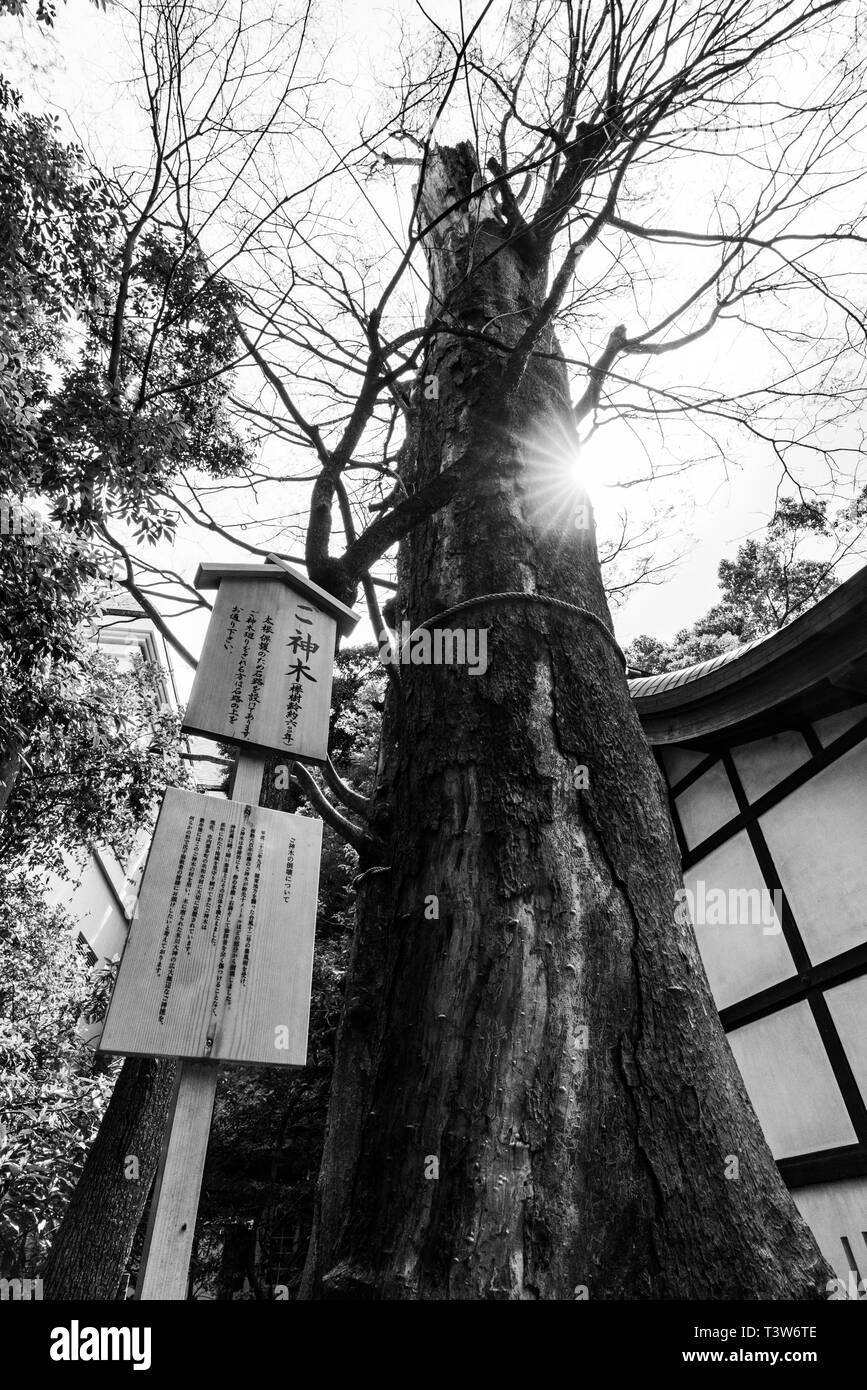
top-left (627, 564), bottom-right (867, 743)
top-left (628, 634), bottom-right (768, 699)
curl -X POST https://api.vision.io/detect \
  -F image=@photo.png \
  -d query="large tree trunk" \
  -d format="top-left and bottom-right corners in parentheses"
top-left (301, 144), bottom-right (830, 1300)
top-left (44, 1056), bottom-right (176, 1299)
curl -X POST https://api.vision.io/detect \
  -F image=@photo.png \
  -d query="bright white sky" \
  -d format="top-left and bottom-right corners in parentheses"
top-left (6, 0), bottom-right (866, 698)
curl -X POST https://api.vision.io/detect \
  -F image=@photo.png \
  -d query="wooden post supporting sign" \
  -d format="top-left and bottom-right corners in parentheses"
top-left (136, 1060), bottom-right (219, 1301)
top-left (96, 561), bottom-right (358, 1300)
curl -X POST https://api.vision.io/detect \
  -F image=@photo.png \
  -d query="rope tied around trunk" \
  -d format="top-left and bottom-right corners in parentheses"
top-left (399, 590), bottom-right (627, 669)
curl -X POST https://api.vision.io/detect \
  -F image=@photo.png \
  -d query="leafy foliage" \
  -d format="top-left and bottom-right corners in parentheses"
top-left (626, 502), bottom-right (846, 675)
top-left (0, 508), bottom-right (190, 868)
top-left (0, 48), bottom-right (252, 540)
top-left (0, 512), bottom-right (108, 800)
top-left (0, 874), bottom-right (116, 1277)
top-left (0, 75), bottom-right (117, 499)
top-left (40, 232), bottom-right (254, 539)
top-left (0, 508), bottom-right (105, 663)
top-left (327, 641), bottom-right (384, 780)
top-left (1, 646), bottom-right (192, 874)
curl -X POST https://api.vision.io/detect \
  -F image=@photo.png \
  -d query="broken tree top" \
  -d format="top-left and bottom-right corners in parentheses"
top-left (183, 557), bottom-right (359, 764)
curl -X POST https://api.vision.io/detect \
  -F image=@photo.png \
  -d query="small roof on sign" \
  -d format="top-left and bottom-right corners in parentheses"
top-left (193, 558), bottom-right (360, 637)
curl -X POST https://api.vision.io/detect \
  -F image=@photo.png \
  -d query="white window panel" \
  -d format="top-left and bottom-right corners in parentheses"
top-left (813, 704), bottom-right (867, 748)
top-left (730, 730), bottom-right (810, 804)
top-left (760, 739), bottom-right (867, 964)
top-left (658, 745), bottom-right (707, 787)
top-left (825, 976), bottom-right (867, 1101)
top-left (61, 867), bottom-right (128, 965)
top-left (683, 832), bottom-right (794, 1010)
top-left (675, 760), bottom-right (740, 850)
top-left (793, 1178), bottom-right (867, 1294)
top-left (727, 1003), bottom-right (857, 1159)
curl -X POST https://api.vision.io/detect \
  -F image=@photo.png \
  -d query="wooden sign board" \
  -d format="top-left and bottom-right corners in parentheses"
top-left (182, 574), bottom-right (332, 764)
top-left (182, 561), bottom-right (358, 765)
top-left (98, 787), bottom-right (323, 1066)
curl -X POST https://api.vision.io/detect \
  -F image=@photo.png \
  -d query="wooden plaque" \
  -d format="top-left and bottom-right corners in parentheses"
top-left (182, 574), bottom-right (340, 764)
top-left (99, 787), bottom-right (323, 1066)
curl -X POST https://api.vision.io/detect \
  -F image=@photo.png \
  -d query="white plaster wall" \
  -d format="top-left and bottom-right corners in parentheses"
top-left (759, 739), bottom-right (867, 963)
top-left (793, 1178), bottom-right (867, 1295)
top-left (824, 975), bottom-right (867, 1100)
top-left (730, 729), bottom-right (810, 803)
top-left (675, 760), bottom-right (740, 850)
top-left (658, 745), bottom-right (707, 786)
top-left (727, 1003), bottom-right (856, 1158)
top-left (44, 856), bottom-right (129, 963)
top-left (684, 832), bottom-right (794, 1009)
top-left (812, 704), bottom-right (867, 747)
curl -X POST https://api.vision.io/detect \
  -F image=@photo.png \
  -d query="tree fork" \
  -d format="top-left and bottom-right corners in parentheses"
top-left (300, 143), bottom-right (830, 1300)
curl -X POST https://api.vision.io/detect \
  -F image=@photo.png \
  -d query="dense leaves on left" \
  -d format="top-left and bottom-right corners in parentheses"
top-left (0, 68), bottom-right (116, 500)
top-left (0, 513), bottom-right (190, 868)
top-left (0, 519), bottom-right (189, 1276)
top-left (40, 231), bottom-right (253, 539)
top-left (1, 25), bottom-right (253, 540)
top-left (0, 874), bottom-right (116, 1279)
top-left (0, 640), bottom-right (192, 874)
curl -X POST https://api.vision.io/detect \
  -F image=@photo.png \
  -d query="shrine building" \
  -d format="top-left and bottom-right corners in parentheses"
top-left (630, 564), bottom-right (867, 1291)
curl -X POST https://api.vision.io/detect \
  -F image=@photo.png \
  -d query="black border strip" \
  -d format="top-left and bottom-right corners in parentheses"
top-left (663, 760), bottom-right (690, 863)
top-left (807, 991), bottom-right (867, 1142)
top-left (667, 750), bottom-right (720, 797)
top-left (719, 940), bottom-right (867, 1030)
top-left (722, 750), bottom-right (811, 974)
top-left (778, 1144), bottom-right (867, 1189)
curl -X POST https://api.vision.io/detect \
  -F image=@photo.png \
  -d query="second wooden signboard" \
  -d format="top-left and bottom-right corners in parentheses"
top-left (99, 786), bottom-right (323, 1067)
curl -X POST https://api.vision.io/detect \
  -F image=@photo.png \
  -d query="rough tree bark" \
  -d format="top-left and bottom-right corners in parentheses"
top-left (44, 1056), bottom-right (176, 1299)
top-left (300, 144), bottom-right (830, 1300)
